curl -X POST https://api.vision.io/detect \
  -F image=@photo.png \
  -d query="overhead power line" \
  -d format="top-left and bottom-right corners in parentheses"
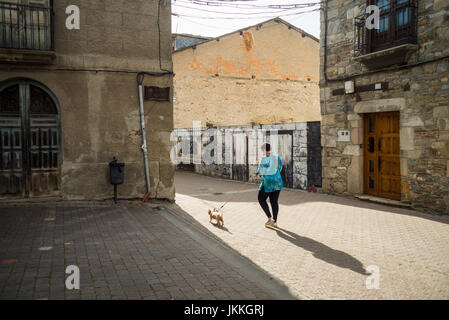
top-left (173, 0), bottom-right (321, 9)
top-left (172, 7), bottom-right (320, 20)
top-left (173, 3), bottom-right (317, 16)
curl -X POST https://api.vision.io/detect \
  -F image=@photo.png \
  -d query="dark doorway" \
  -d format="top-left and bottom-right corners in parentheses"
top-left (268, 130), bottom-right (293, 189)
top-left (0, 80), bottom-right (61, 198)
top-left (307, 121), bottom-right (322, 188)
top-left (232, 133), bottom-right (249, 182)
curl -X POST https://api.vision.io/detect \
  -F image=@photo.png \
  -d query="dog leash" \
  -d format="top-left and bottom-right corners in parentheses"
top-left (218, 154), bottom-right (280, 210)
top-left (218, 177), bottom-right (256, 210)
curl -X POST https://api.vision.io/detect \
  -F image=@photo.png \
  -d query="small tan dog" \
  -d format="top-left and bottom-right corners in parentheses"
top-left (208, 208), bottom-right (224, 227)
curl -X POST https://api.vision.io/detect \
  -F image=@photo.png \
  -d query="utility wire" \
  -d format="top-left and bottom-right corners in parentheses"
top-left (173, 3), bottom-right (318, 15)
top-left (173, 0), bottom-right (321, 9)
top-left (175, 0), bottom-right (318, 6)
top-left (172, 7), bottom-right (320, 20)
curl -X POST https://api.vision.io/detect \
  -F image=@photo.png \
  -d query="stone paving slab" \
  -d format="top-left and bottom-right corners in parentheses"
top-left (172, 171), bottom-right (449, 300)
top-left (0, 201), bottom-right (277, 300)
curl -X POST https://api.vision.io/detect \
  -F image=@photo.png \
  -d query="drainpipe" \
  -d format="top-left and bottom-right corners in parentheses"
top-left (137, 73), bottom-right (151, 199)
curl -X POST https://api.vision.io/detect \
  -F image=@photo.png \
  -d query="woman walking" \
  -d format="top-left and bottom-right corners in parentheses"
top-left (257, 143), bottom-right (283, 228)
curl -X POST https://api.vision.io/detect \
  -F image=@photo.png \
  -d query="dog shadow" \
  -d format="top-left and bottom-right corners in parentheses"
top-left (273, 227), bottom-right (368, 275)
top-left (209, 221), bottom-right (232, 234)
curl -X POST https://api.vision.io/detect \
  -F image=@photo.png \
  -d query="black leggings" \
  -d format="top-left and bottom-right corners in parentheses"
top-left (258, 187), bottom-right (281, 222)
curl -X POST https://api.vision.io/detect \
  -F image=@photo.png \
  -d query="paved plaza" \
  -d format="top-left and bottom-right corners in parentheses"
top-left (1, 171), bottom-right (449, 300)
top-left (171, 171), bottom-right (449, 300)
top-left (0, 201), bottom-right (292, 300)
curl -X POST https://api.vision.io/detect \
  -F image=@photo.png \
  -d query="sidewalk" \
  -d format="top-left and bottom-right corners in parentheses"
top-left (172, 171), bottom-right (449, 299)
top-left (0, 201), bottom-right (287, 300)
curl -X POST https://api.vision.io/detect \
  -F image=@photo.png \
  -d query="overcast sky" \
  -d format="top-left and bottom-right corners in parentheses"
top-left (171, 0), bottom-right (321, 38)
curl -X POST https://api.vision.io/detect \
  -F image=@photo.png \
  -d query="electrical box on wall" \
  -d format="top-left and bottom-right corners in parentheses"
top-left (144, 86), bottom-right (170, 101)
top-left (337, 130), bottom-right (351, 142)
top-left (344, 81), bottom-right (354, 94)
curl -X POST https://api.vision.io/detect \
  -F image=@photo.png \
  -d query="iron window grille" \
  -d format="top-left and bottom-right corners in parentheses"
top-left (0, 0), bottom-right (54, 51)
top-left (354, 0), bottom-right (418, 57)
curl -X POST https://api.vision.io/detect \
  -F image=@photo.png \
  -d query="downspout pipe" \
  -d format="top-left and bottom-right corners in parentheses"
top-left (137, 73), bottom-right (151, 197)
top-left (136, 71), bottom-right (174, 202)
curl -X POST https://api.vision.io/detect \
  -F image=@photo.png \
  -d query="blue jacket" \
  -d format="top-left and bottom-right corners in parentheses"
top-left (257, 153), bottom-right (283, 192)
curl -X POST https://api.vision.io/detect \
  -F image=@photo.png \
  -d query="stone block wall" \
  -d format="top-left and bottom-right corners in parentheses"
top-left (320, 0), bottom-right (449, 214)
top-left (0, 0), bottom-right (175, 201)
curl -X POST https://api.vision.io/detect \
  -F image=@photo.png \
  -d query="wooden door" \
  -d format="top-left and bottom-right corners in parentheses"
top-left (232, 133), bottom-right (248, 182)
top-left (0, 84), bottom-right (26, 197)
top-left (268, 131), bottom-right (293, 189)
top-left (364, 112), bottom-right (401, 200)
top-left (0, 80), bottom-right (60, 198)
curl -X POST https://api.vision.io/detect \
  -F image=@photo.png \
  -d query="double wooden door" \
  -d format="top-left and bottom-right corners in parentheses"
top-left (0, 80), bottom-right (60, 198)
top-left (364, 112), bottom-right (401, 200)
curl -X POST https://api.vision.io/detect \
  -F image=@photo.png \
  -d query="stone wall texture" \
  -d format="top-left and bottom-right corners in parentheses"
top-left (0, 0), bottom-right (175, 200)
top-left (173, 19), bottom-right (321, 129)
top-left (320, 0), bottom-right (449, 214)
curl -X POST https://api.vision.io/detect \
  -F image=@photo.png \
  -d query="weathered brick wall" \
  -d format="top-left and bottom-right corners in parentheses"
top-left (173, 19), bottom-right (321, 128)
top-left (320, 0), bottom-right (449, 213)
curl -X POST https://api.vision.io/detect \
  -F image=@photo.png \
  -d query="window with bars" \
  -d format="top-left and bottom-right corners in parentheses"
top-left (0, 0), bottom-right (53, 51)
top-left (355, 0), bottom-right (417, 56)
top-left (368, 0), bottom-right (417, 52)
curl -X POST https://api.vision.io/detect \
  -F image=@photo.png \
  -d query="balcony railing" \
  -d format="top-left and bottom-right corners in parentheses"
top-left (0, 1), bottom-right (54, 51)
top-left (354, 0), bottom-right (418, 57)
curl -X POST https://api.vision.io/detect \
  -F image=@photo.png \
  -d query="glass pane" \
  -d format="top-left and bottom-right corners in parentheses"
top-left (52, 152), bottom-right (58, 168)
top-left (377, 0), bottom-right (390, 11)
top-left (369, 160), bottom-right (375, 173)
top-left (397, 7), bottom-right (410, 26)
top-left (369, 176), bottom-right (375, 189)
top-left (369, 137), bottom-right (375, 153)
top-left (14, 152), bottom-right (21, 170)
top-left (369, 118), bottom-right (375, 133)
top-left (378, 15), bottom-right (389, 33)
top-left (14, 130), bottom-right (21, 147)
top-left (0, 85), bottom-right (20, 114)
top-left (3, 130), bottom-right (10, 147)
top-left (41, 130), bottom-right (48, 146)
top-left (42, 152), bottom-right (49, 168)
top-left (30, 85), bottom-right (58, 115)
top-left (51, 130), bottom-right (58, 146)
top-left (3, 152), bottom-right (11, 170)
top-left (32, 130), bottom-right (39, 147)
top-left (397, 0), bottom-right (408, 4)
top-left (32, 152), bottom-right (39, 168)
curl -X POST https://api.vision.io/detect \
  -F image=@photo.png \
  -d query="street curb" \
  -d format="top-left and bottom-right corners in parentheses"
top-left (157, 205), bottom-right (306, 300)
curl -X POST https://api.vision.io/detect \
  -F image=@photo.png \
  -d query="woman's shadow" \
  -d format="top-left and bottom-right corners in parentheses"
top-left (273, 227), bottom-right (369, 275)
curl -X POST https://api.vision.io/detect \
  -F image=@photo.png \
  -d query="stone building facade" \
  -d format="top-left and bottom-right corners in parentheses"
top-left (0, 0), bottom-right (175, 201)
top-left (320, 0), bottom-right (449, 213)
top-left (172, 18), bottom-right (322, 189)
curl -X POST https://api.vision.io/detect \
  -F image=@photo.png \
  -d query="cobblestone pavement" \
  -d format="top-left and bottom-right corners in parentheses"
top-left (0, 201), bottom-right (277, 300)
top-left (172, 171), bottom-right (449, 300)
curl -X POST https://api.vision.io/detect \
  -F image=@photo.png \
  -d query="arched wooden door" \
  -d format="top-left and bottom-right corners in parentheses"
top-left (0, 80), bottom-right (60, 198)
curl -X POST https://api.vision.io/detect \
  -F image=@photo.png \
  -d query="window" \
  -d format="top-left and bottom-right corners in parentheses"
top-left (0, 0), bottom-right (53, 50)
top-left (368, 0), bottom-right (417, 53)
